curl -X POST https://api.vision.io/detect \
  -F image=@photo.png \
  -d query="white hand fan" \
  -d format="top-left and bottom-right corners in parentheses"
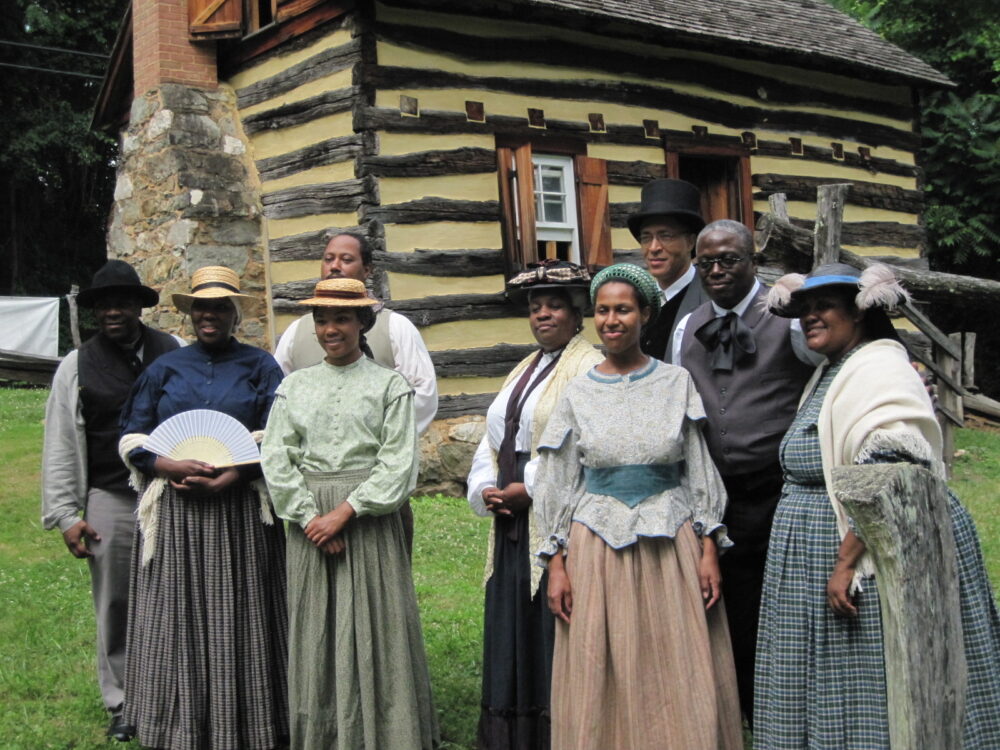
top-left (144, 409), bottom-right (260, 467)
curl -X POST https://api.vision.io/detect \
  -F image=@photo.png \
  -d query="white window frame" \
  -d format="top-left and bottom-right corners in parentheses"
top-left (532, 154), bottom-right (580, 263)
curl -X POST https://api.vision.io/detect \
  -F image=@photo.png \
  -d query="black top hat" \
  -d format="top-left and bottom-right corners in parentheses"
top-left (627, 178), bottom-right (705, 240)
top-left (77, 260), bottom-right (160, 308)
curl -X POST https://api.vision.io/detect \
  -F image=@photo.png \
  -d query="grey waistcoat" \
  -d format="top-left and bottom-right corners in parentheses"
top-left (679, 285), bottom-right (814, 476)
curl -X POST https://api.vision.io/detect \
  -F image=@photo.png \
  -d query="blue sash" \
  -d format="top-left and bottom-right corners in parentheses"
top-left (583, 462), bottom-right (684, 508)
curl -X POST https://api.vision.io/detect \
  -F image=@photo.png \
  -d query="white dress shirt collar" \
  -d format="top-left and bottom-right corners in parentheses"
top-left (710, 278), bottom-right (761, 318)
top-left (660, 265), bottom-right (696, 303)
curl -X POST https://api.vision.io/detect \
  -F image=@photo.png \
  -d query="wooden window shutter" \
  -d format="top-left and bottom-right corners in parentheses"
top-left (497, 143), bottom-right (538, 273)
top-left (513, 143), bottom-right (537, 269)
top-left (496, 146), bottom-right (518, 272)
top-left (189, 0), bottom-right (243, 39)
top-left (575, 155), bottom-right (613, 270)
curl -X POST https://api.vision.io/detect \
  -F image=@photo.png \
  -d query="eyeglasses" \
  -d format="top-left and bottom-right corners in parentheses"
top-left (639, 231), bottom-right (688, 247)
top-left (696, 255), bottom-right (748, 272)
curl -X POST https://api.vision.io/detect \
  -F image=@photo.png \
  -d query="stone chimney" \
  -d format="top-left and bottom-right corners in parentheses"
top-left (109, 0), bottom-right (270, 348)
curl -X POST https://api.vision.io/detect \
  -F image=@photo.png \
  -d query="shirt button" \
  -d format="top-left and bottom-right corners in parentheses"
top-left (719, 407), bottom-right (726, 415)
top-left (207, 380), bottom-right (212, 384)
top-left (720, 429), bottom-right (727, 436)
top-left (720, 387), bottom-right (727, 394)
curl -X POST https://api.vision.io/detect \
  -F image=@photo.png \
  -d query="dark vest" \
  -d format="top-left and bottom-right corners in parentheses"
top-left (679, 285), bottom-right (813, 476)
top-left (78, 326), bottom-right (179, 492)
top-left (641, 275), bottom-right (708, 363)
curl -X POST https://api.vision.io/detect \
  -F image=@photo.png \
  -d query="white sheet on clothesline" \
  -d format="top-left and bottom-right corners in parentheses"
top-left (0, 296), bottom-right (59, 357)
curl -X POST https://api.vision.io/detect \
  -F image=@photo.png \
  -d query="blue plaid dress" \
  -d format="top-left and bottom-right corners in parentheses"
top-left (754, 352), bottom-right (1000, 749)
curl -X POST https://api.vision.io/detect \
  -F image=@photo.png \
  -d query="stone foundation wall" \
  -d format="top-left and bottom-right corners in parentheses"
top-left (107, 83), bottom-right (270, 348)
top-left (416, 414), bottom-right (485, 498)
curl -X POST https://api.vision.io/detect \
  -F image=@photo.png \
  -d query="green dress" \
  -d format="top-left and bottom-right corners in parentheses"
top-left (261, 357), bottom-right (439, 750)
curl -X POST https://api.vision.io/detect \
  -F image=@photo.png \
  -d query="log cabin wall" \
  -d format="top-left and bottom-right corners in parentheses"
top-left (222, 0), bottom-right (926, 418)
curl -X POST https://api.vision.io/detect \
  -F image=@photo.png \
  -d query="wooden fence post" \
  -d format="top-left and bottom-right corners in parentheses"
top-left (962, 332), bottom-right (976, 391)
top-left (813, 183), bottom-right (850, 267)
top-left (936, 333), bottom-right (965, 475)
top-left (832, 463), bottom-right (966, 750)
top-left (67, 284), bottom-right (81, 350)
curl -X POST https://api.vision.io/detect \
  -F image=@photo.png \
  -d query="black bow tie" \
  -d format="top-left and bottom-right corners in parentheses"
top-left (694, 312), bottom-right (756, 372)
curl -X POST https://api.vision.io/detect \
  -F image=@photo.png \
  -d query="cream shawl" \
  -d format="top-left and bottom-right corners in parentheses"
top-left (481, 333), bottom-right (603, 596)
top-left (805, 339), bottom-right (943, 589)
top-left (118, 431), bottom-right (275, 566)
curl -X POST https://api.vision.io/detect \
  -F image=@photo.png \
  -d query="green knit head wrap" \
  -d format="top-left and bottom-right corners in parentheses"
top-left (590, 263), bottom-right (662, 312)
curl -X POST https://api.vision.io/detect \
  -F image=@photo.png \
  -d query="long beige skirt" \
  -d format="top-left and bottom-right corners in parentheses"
top-left (551, 521), bottom-right (743, 750)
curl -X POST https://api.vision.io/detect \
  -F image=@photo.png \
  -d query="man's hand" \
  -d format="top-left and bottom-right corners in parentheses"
top-left (62, 520), bottom-right (100, 559)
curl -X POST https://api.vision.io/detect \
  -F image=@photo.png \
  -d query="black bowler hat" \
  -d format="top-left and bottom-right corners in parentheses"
top-left (627, 178), bottom-right (705, 240)
top-left (77, 260), bottom-right (160, 309)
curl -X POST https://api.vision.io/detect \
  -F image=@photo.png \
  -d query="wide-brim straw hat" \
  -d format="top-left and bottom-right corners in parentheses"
top-left (767, 262), bottom-right (910, 318)
top-left (299, 278), bottom-right (378, 307)
top-left (77, 259), bottom-right (160, 308)
top-left (172, 266), bottom-right (257, 314)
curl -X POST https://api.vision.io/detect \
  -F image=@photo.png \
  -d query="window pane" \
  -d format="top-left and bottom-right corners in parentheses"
top-left (543, 200), bottom-right (564, 223)
top-left (541, 171), bottom-right (563, 194)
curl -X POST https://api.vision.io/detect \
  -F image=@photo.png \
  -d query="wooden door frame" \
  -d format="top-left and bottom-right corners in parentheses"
top-left (664, 142), bottom-right (754, 232)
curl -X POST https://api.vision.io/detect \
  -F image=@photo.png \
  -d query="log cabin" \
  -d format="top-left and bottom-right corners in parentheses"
top-left (94, 0), bottom-right (950, 421)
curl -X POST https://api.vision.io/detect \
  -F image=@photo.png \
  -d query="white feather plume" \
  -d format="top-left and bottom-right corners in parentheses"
top-left (766, 273), bottom-right (806, 313)
top-left (856, 263), bottom-right (909, 311)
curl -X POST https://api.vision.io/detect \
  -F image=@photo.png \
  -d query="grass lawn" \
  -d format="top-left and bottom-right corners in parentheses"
top-left (0, 385), bottom-right (996, 748)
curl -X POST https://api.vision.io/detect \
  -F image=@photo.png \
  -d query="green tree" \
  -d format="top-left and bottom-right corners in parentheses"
top-left (830, 0), bottom-right (1000, 278)
top-left (0, 0), bottom-right (127, 298)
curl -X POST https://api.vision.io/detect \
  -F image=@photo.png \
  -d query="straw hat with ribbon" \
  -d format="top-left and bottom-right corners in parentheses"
top-left (171, 266), bottom-right (256, 314)
top-left (299, 278), bottom-right (379, 307)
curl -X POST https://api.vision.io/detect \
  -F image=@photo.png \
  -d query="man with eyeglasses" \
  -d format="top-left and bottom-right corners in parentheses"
top-left (672, 219), bottom-right (821, 727)
top-left (627, 178), bottom-right (708, 362)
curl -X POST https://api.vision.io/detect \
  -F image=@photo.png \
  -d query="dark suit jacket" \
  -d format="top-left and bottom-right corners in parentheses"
top-left (640, 274), bottom-right (708, 363)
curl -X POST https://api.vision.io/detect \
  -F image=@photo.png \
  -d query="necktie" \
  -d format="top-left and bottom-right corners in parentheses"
top-left (693, 311), bottom-right (757, 372)
top-left (495, 350), bottom-right (561, 541)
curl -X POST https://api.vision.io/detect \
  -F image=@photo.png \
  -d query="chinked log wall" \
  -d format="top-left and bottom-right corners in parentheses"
top-left (231, 6), bottom-right (925, 417)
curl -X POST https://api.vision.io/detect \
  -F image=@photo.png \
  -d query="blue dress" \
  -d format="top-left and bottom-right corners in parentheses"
top-left (120, 339), bottom-right (289, 750)
top-left (754, 349), bottom-right (1000, 749)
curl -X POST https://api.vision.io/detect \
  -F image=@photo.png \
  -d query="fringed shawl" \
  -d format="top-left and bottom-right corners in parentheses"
top-left (806, 339), bottom-right (943, 590)
top-left (118, 432), bottom-right (275, 566)
top-left (481, 334), bottom-right (603, 597)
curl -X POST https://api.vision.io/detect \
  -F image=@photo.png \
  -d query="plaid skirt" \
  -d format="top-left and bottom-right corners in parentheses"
top-left (754, 481), bottom-right (889, 750)
top-left (124, 483), bottom-right (289, 750)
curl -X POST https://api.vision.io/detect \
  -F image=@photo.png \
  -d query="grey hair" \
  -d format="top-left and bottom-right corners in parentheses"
top-left (696, 219), bottom-right (755, 255)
